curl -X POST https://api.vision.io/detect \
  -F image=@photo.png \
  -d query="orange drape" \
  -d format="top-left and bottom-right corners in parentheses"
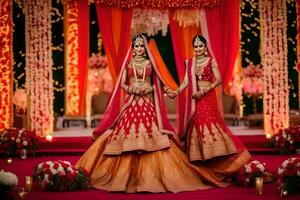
top-left (77, 0), bottom-right (89, 115)
top-left (148, 39), bottom-right (178, 90)
top-left (96, 6), bottom-right (133, 82)
top-left (63, 0), bottom-right (89, 116)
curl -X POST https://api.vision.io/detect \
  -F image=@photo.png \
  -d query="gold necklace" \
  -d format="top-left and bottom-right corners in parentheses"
top-left (195, 57), bottom-right (207, 79)
top-left (132, 59), bottom-right (147, 86)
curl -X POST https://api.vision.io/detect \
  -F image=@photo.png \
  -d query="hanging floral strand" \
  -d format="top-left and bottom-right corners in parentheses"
top-left (259, 0), bottom-right (289, 135)
top-left (62, 0), bottom-right (80, 116)
top-left (0, 0), bottom-right (13, 130)
top-left (22, 0), bottom-right (54, 137)
top-left (297, 0), bottom-right (300, 109)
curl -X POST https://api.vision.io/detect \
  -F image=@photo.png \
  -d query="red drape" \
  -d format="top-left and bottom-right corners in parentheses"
top-left (205, 0), bottom-right (240, 88)
top-left (77, 0), bottom-right (89, 115)
top-left (95, 6), bottom-right (133, 82)
top-left (169, 10), bottom-right (201, 136)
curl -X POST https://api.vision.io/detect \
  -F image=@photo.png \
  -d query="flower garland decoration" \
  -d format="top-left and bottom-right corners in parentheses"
top-left (18, 0), bottom-right (54, 137)
top-left (33, 160), bottom-right (90, 191)
top-left (267, 125), bottom-right (300, 154)
top-left (62, 0), bottom-right (80, 116)
top-left (86, 54), bottom-right (112, 125)
top-left (259, 0), bottom-right (289, 135)
top-left (237, 160), bottom-right (268, 187)
top-left (132, 9), bottom-right (169, 36)
top-left (277, 157), bottom-right (300, 196)
top-left (297, 0), bottom-right (300, 110)
top-left (94, 0), bottom-right (221, 9)
top-left (173, 9), bottom-right (201, 27)
top-left (0, 128), bottom-right (38, 156)
top-left (0, 0), bottom-right (13, 130)
top-left (0, 170), bottom-right (18, 200)
top-left (242, 64), bottom-right (263, 97)
top-left (13, 89), bottom-right (27, 115)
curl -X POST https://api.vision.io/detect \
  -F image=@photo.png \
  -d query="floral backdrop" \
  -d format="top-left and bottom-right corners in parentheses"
top-left (0, 0), bottom-right (298, 136)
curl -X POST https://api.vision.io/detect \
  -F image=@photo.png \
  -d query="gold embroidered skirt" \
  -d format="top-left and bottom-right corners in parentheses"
top-left (75, 132), bottom-right (228, 193)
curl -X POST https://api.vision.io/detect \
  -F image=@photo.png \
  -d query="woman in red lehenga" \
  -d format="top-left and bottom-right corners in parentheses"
top-left (178, 35), bottom-right (251, 178)
top-left (75, 33), bottom-right (227, 193)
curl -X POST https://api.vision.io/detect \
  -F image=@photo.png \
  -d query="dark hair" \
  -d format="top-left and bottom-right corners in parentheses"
top-left (192, 34), bottom-right (207, 47)
top-left (131, 33), bottom-right (144, 48)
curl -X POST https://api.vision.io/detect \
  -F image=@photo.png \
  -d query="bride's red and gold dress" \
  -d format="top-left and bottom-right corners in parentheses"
top-left (76, 55), bottom-right (226, 193)
top-left (183, 57), bottom-right (251, 176)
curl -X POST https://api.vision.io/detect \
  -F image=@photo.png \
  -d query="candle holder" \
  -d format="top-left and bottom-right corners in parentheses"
top-left (255, 177), bottom-right (263, 195)
top-left (280, 188), bottom-right (288, 197)
top-left (18, 187), bottom-right (28, 200)
top-left (25, 176), bottom-right (33, 192)
top-left (7, 158), bottom-right (13, 164)
top-left (21, 149), bottom-right (27, 159)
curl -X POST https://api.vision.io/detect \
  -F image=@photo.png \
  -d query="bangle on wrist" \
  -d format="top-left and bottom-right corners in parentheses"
top-left (165, 87), bottom-right (170, 93)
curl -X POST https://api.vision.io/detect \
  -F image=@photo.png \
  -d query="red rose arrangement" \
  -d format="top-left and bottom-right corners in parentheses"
top-left (0, 128), bottom-right (38, 156)
top-left (33, 160), bottom-right (90, 191)
top-left (268, 126), bottom-right (300, 154)
top-left (237, 160), bottom-right (268, 187)
top-left (89, 53), bottom-right (107, 69)
top-left (277, 157), bottom-right (300, 196)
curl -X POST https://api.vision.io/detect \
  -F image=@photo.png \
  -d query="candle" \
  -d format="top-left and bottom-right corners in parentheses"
top-left (21, 149), bottom-right (27, 159)
top-left (7, 158), bottom-right (12, 164)
top-left (46, 134), bottom-right (53, 142)
top-left (18, 187), bottom-right (27, 200)
top-left (266, 133), bottom-right (272, 139)
top-left (18, 192), bottom-right (28, 200)
top-left (255, 177), bottom-right (263, 195)
top-left (25, 176), bottom-right (32, 192)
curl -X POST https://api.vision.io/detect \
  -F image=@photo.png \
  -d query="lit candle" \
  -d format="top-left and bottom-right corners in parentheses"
top-left (18, 192), bottom-right (28, 200)
top-left (266, 133), bottom-right (272, 139)
top-left (21, 149), bottom-right (27, 159)
top-left (46, 134), bottom-right (53, 142)
top-left (18, 187), bottom-right (27, 200)
top-left (255, 177), bottom-right (263, 195)
top-left (7, 158), bottom-right (12, 164)
top-left (25, 176), bottom-right (32, 192)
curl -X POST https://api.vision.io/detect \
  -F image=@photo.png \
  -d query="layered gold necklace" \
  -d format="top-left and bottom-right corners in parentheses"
top-left (195, 55), bottom-right (208, 79)
top-left (132, 56), bottom-right (149, 86)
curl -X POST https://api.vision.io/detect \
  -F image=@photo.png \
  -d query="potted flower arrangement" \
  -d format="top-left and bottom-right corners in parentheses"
top-left (0, 170), bottom-right (18, 200)
top-left (237, 160), bottom-right (269, 187)
top-left (242, 64), bottom-right (263, 114)
top-left (277, 157), bottom-right (300, 196)
top-left (0, 128), bottom-right (38, 157)
top-left (267, 126), bottom-right (300, 154)
top-left (89, 53), bottom-right (107, 69)
top-left (33, 160), bottom-right (90, 191)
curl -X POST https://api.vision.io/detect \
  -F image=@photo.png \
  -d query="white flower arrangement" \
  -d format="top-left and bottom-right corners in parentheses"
top-left (238, 160), bottom-right (267, 187)
top-left (0, 170), bottom-right (18, 186)
top-left (33, 160), bottom-right (89, 191)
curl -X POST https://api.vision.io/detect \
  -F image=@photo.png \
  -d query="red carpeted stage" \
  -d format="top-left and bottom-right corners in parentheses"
top-left (34, 134), bottom-right (278, 155)
top-left (1, 154), bottom-right (300, 200)
top-left (1, 133), bottom-right (300, 200)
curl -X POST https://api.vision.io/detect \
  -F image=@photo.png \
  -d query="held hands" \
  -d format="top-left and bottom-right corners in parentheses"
top-left (165, 87), bottom-right (179, 99)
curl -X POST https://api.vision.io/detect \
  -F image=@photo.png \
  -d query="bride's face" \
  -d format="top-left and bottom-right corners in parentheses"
top-left (193, 40), bottom-right (206, 57)
top-left (133, 40), bottom-right (145, 57)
